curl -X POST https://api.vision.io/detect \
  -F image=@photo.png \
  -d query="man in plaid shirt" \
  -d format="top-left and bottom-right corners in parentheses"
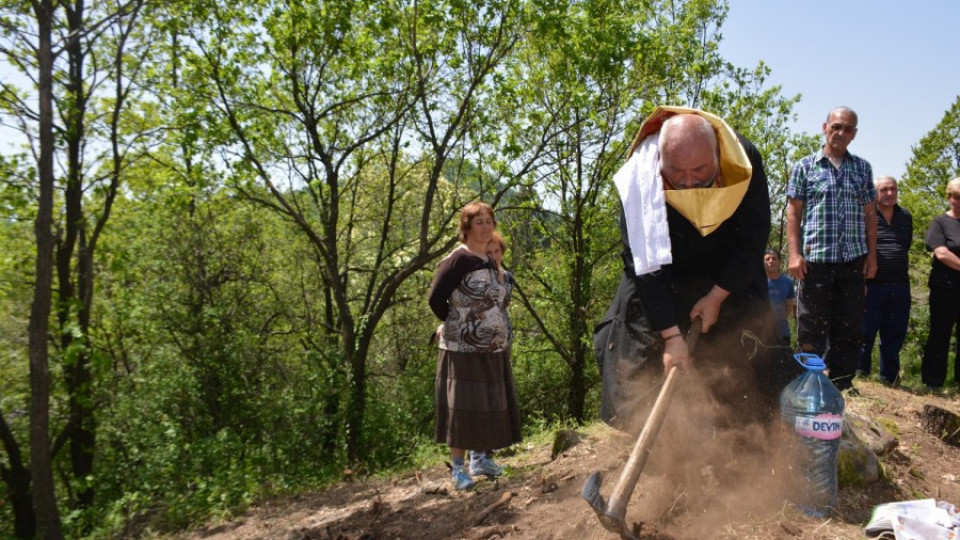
top-left (786, 106), bottom-right (878, 392)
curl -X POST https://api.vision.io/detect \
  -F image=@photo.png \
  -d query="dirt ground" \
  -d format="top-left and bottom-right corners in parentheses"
top-left (179, 380), bottom-right (960, 540)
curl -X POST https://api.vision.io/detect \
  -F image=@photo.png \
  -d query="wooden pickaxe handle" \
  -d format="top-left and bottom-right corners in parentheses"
top-left (604, 318), bottom-right (702, 524)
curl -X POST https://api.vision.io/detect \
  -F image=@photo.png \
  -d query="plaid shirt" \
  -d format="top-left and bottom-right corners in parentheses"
top-left (787, 149), bottom-right (875, 263)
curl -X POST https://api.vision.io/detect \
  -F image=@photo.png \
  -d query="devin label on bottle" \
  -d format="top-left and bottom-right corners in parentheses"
top-left (793, 413), bottom-right (843, 440)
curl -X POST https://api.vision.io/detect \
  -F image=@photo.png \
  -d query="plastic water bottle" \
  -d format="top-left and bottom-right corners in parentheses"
top-left (780, 352), bottom-right (845, 517)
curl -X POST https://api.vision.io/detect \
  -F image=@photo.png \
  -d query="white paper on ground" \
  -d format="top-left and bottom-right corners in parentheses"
top-left (863, 499), bottom-right (960, 540)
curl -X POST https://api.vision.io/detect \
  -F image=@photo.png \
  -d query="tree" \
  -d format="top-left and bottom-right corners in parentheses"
top-left (502, 0), bottom-right (665, 422)
top-left (0, 154), bottom-right (38, 538)
top-left (54, 0), bottom-right (146, 513)
top-left (650, 0), bottom-right (730, 108)
top-left (165, 0), bottom-right (538, 464)
top-left (22, 0), bottom-right (62, 535)
top-left (503, 0), bottom-right (811, 421)
top-left (0, 0), bottom-right (146, 531)
top-left (902, 95), bottom-right (960, 229)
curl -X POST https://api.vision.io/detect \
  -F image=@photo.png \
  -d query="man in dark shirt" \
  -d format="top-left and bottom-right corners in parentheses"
top-left (857, 176), bottom-right (913, 384)
top-left (596, 106), bottom-right (795, 429)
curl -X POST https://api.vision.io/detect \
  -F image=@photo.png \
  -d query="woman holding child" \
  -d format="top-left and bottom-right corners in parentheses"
top-left (428, 202), bottom-right (521, 490)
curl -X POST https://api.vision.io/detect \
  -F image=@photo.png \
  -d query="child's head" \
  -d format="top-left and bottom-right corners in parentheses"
top-left (486, 231), bottom-right (507, 266)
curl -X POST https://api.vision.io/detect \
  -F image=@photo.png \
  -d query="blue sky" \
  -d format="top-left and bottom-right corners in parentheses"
top-left (3, 1), bottom-right (957, 182)
top-left (718, 0), bottom-right (960, 180)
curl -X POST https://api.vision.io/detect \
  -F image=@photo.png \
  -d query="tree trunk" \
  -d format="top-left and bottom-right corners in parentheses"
top-left (0, 415), bottom-right (36, 538)
top-left (921, 404), bottom-right (960, 446)
top-left (58, 0), bottom-right (96, 511)
top-left (567, 227), bottom-right (589, 423)
top-left (345, 343), bottom-right (367, 465)
top-left (29, 0), bottom-right (64, 536)
top-left (568, 352), bottom-right (587, 423)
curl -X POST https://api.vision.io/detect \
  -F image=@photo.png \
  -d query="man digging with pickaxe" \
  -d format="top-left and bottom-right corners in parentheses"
top-left (585, 107), bottom-right (800, 538)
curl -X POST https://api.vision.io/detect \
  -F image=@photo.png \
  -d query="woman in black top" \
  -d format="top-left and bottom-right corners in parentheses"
top-left (428, 202), bottom-right (521, 490)
top-left (921, 177), bottom-right (960, 390)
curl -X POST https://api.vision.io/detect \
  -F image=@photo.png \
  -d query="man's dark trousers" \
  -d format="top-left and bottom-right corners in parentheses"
top-left (858, 282), bottom-right (910, 383)
top-left (797, 256), bottom-right (865, 390)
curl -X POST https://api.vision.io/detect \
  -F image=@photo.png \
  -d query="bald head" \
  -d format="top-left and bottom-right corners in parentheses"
top-left (825, 106), bottom-right (858, 125)
top-left (659, 114), bottom-right (720, 189)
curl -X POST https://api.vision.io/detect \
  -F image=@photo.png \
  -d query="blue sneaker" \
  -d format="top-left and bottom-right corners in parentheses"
top-left (451, 466), bottom-right (475, 490)
top-left (469, 452), bottom-right (503, 477)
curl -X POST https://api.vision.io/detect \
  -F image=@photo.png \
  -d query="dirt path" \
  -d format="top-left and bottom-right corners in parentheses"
top-left (179, 381), bottom-right (959, 540)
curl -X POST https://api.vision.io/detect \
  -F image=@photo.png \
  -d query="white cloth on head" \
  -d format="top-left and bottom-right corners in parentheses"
top-left (614, 133), bottom-right (671, 276)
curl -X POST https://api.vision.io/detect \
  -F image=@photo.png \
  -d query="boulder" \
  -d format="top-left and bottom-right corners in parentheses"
top-left (838, 439), bottom-right (880, 486)
top-left (844, 410), bottom-right (898, 455)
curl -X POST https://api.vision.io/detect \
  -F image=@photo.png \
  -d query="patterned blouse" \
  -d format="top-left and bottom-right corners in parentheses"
top-left (428, 246), bottom-right (513, 353)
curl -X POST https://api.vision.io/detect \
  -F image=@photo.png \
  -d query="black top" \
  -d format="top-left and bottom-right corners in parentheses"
top-left (428, 247), bottom-right (496, 320)
top-left (620, 133), bottom-right (771, 331)
top-left (926, 213), bottom-right (960, 289)
top-left (869, 204), bottom-right (913, 284)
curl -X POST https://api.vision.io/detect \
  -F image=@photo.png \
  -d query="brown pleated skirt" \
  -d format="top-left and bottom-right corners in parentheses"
top-left (434, 348), bottom-right (522, 450)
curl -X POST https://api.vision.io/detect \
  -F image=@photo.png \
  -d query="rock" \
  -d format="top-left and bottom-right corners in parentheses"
top-left (844, 410), bottom-right (898, 455)
top-left (779, 521), bottom-right (802, 536)
top-left (838, 439), bottom-right (880, 486)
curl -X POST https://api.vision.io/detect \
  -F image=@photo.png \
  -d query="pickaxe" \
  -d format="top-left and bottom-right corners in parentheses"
top-left (582, 318), bottom-right (701, 539)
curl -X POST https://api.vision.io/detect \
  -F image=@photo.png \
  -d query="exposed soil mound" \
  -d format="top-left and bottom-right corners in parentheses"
top-left (181, 381), bottom-right (959, 540)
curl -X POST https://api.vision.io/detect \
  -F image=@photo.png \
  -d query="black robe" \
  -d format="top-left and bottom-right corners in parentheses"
top-left (595, 134), bottom-right (800, 429)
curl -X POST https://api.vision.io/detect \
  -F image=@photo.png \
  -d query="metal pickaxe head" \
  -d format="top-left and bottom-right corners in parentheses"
top-left (581, 472), bottom-right (641, 540)
top-left (582, 319), bottom-right (700, 539)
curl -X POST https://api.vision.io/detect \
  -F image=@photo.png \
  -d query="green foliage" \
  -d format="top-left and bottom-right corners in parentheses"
top-left (902, 95), bottom-right (960, 262)
top-left (359, 287), bottom-right (439, 468)
top-left (82, 189), bottom-right (349, 536)
top-left (0, 156), bottom-right (35, 398)
top-left (0, 153), bottom-right (35, 223)
top-left (511, 345), bottom-right (578, 421)
top-left (896, 94), bottom-right (960, 391)
top-left (902, 95), bottom-right (960, 205)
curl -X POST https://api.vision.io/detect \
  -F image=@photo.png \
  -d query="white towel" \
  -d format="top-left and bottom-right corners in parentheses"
top-left (614, 133), bottom-right (671, 276)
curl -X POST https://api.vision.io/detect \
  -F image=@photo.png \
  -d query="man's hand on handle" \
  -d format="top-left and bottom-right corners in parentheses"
top-left (662, 333), bottom-right (692, 373)
top-left (660, 318), bottom-right (703, 374)
top-left (690, 285), bottom-right (729, 333)
top-left (663, 285), bottom-right (726, 373)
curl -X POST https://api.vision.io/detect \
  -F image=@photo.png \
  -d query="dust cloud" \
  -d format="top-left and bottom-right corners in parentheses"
top-left (609, 329), bottom-right (806, 538)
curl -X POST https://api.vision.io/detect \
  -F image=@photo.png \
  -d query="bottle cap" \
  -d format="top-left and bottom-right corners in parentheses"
top-left (793, 352), bottom-right (826, 371)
